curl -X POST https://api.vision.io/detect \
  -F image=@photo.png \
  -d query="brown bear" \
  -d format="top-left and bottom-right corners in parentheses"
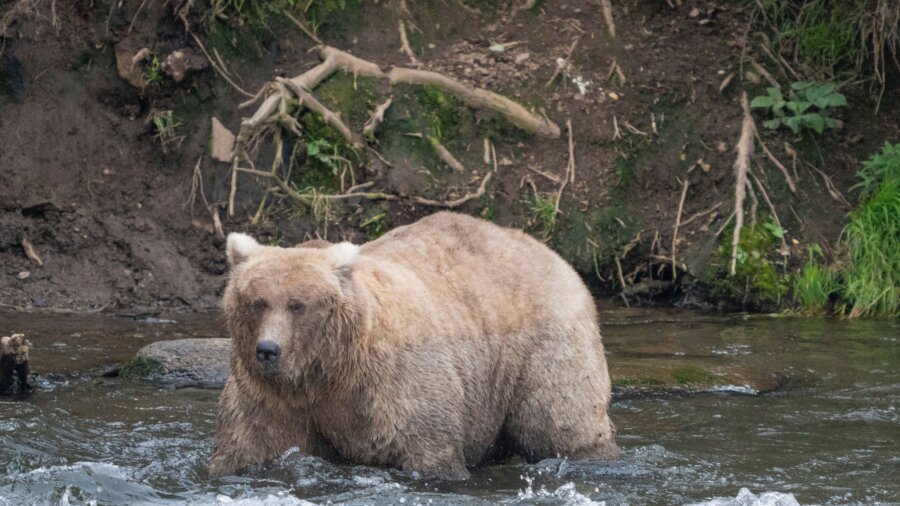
top-left (209, 212), bottom-right (617, 480)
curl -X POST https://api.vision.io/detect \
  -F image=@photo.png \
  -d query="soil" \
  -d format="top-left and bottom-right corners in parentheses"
top-left (1, 0), bottom-right (897, 312)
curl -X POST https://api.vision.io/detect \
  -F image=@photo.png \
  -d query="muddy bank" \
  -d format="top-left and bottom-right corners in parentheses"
top-left (1, 1), bottom-right (897, 312)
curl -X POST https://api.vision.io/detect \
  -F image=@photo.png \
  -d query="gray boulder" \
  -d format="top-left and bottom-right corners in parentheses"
top-left (125, 338), bottom-right (230, 388)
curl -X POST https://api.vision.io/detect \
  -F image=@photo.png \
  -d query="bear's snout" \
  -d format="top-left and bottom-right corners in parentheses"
top-left (256, 340), bottom-right (281, 365)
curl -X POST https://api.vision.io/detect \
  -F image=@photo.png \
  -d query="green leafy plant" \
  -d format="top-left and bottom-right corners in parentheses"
top-left (142, 55), bottom-right (163, 87)
top-left (521, 193), bottom-right (557, 240)
top-left (751, 82), bottom-right (847, 134)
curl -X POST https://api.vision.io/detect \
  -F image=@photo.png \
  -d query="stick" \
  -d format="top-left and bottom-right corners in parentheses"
top-left (363, 97), bottom-right (393, 138)
top-left (398, 19), bottom-right (422, 66)
top-left (750, 171), bottom-right (789, 255)
top-left (730, 92), bottom-right (755, 276)
top-left (553, 119), bottom-right (575, 218)
top-left (680, 202), bottom-right (721, 227)
top-left (413, 173), bottom-right (492, 208)
top-left (671, 177), bottom-right (689, 276)
top-left (228, 160), bottom-right (238, 217)
top-left (598, 0), bottom-right (616, 38)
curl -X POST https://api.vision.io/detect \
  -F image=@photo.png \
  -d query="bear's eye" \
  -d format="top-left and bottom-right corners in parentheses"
top-left (250, 299), bottom-right (268, 311)
top-left (288, 301), bottom-right (306, 313)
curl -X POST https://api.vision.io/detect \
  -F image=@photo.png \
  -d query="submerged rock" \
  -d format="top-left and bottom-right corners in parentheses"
top-left (127, 338), bottom-right (230, 388)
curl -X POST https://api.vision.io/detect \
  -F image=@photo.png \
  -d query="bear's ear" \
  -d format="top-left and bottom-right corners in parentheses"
top-left (328, 242), bottom-right (359, 293)
top-left (327, 242), bottom-right (359, 269)
top-left (227, 233), bottom-right (261, 267)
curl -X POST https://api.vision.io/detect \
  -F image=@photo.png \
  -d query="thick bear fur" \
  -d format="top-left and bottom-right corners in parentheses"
top-left (209, 212), bottom-right (617, 480)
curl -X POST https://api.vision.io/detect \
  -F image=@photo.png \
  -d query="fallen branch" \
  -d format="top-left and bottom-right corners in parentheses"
top-left (671, 178), bottom-right (689, 276)
top-left (730, 92), bottom-right (755, 276)
top-left (413, 172), bottom-right (492, 208)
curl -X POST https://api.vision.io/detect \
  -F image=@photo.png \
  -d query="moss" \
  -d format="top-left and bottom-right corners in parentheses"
top-left (415, 84), bottom-right (460, 141)
top-left (550, 203), bottom-right (638, 275)
top-left (314, 72), bottom-right (381, 128)
top-left (614, 376), bottom-right (666, 387)
top-left (671, 366), bottom-right (716, 386)
top-left (121, 356), bottom-right (164, 380)
top-left (702, 219), bottom-right (790, 307)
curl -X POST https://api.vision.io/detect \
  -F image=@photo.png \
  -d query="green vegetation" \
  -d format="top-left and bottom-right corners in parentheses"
top-left (751, 82), bottom-right (846, 134)
top-left (360, 211), bottom-right (389, 240)
top-left (792, 245), bottom-right (839, 314)
top-left (752, 0), bottom-right (899, 86)
top-left (210, 0), bottom-right (361, 36)
top-left (121, 356), bottom-right (164, 379)
top-left (142, 55), bottom-right (163, 87)
top-left (521, 193), bottom-right (557, 240)
top-left (671, 366), bottom-right (716, 386)
top-left (840, 142), bottom-right (899, 317)
top-left (151, 110), bottom-right (181, 147)
top-left (705, 218), bottom-right (789, 308)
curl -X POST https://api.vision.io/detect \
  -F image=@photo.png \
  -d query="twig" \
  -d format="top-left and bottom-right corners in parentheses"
top-left (413, 173), bottom-right (492, 208)
top-left (750, 171), bottom-right (789, 256)
top-left (406, 133), bottom-right (466, 172)
top-left (671, 177), bottom-right (689, 276)
top-left (483, 137), bottom-right (491, 165)
top-left (614, 255), bottom-right (629, 307)
top-left (730, 92), bottom-right (754, 276)
top-left (680, 202), bottom-right (721, 227)
top-left (398, 19), bottom-right (422, 66)
top-left (527, 166), bottom-right (561, 183)
top-left (211, 206), bottom-right (225, 240)
top-left (188, 32), bottom-right (254, 98)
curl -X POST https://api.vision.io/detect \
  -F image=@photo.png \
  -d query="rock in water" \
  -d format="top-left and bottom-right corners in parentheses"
top-left (127, 338), bottom-right (230, 388)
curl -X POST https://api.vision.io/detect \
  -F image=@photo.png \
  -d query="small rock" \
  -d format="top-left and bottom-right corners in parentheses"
top-left (689, 7), bottom-right (701, 17)
top-left (161, 48), bottom-right (208, 83)
top-left (608, 91), bottom-right (620, 101)
top-left (17, 271), bottom-right (30, 280)
top-left (210, 118), bottom-right (236, 163)
top-left (515, 52), bottom-right (530, 64)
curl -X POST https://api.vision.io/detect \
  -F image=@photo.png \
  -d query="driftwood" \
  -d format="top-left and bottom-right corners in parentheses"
top-left (1, 334), bottom-right (32, 396)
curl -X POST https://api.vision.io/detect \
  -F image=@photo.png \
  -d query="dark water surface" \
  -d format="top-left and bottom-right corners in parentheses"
top-left (0, 309), bottom-right (897, 505)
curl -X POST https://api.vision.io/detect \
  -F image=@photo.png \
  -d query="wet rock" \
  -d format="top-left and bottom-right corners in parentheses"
top-left (161, 48), bottom-right (208, 83)
top-left (128, 338), bottom-right (230, 388)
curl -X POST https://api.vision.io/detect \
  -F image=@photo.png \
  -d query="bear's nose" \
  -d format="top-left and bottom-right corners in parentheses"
top-left (256, 340), bottom-right (281, 363)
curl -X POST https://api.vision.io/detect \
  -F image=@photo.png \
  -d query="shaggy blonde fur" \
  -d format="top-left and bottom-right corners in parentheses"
top-left (209, 212), bottom-right (617, 480)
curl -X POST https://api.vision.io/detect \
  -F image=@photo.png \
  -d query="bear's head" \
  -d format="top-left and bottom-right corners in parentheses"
top-left (223, 233), bottom-right (364, 389)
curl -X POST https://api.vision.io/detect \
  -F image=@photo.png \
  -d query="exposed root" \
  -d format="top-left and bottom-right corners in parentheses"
top-left (595, 0), bottom-right (616, 38)
top-left (363, 97), bottom-right (393, 138)
top-left (510, 0), bottom-right (536, 16)
top-left (20, 237), bottom-right (42, 266)
top-left (405, 133), bottom-right (466, 172)
top-left (671, 177), bottom-right (689, 276)
top-left (283, 10), bottom-right (323, 45)
top-left (730, 92), bottom-right (754, 276)
top-left (413, 172), bottom-right (492, 208)
top-left (754, 130), bottom-right (796, 193)
top-left (398, 20), bottom-right (422, 66)
top-left (553, 119), bottom-right (575, 219)
top-left (279, 77), bottom-right (364, 149)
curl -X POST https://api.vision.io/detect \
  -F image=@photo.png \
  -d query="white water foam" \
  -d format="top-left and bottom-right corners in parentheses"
top-left (688, 487), bottom-right (801, 506)
top-left (516, 475), bottom-right (605, 505)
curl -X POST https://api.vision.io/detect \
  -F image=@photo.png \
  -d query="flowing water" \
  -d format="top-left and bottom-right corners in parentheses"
top-left (0, 309), bottom-right (897, 505)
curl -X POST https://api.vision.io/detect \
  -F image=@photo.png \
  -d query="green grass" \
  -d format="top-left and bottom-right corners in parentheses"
top-left (840, 142), bottom-right (899, 318)
top-left (752, 0), bottom-right (899, 92)
top-left (521, 193), bottom-right (557, 240)
top-left (792, 245), bottom-right (839, 314)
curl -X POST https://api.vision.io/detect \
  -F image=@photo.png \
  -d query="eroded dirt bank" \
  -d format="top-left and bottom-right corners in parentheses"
top-left (1, 0), bottom-right (897, 312)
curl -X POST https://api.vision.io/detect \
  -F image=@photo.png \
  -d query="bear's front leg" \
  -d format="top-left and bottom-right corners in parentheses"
top-left (400, 444), bottom-right (470, 481)
top-left (209, 377), bottom-right (327, 477)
